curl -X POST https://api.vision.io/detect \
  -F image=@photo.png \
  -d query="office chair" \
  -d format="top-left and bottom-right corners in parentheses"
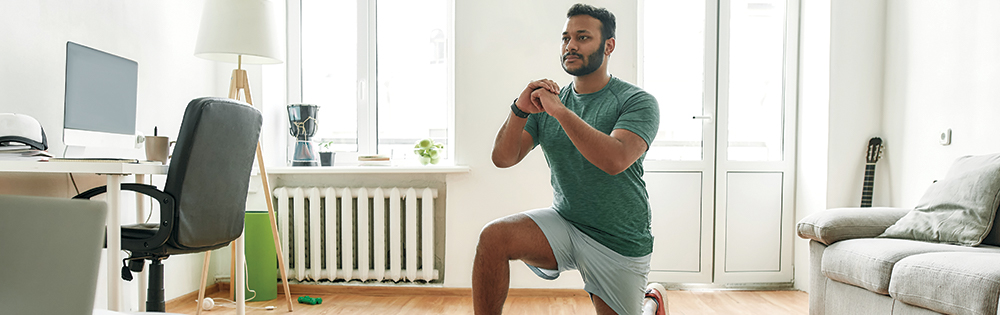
top-left (75, 97), bottom-right (262, 312)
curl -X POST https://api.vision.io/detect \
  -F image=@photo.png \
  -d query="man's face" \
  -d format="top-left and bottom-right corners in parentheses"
top-left (561, 15), bottom-right (606, 77)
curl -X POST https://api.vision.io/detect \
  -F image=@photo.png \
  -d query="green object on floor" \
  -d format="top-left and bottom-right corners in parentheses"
top-left (245, 211), bottom-right (277, 301)
top-left (298, 295), bottom-right (323, 305)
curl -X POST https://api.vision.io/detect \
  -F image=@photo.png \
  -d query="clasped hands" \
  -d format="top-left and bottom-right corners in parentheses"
top-left (515, 79), bottom-right (567, 117)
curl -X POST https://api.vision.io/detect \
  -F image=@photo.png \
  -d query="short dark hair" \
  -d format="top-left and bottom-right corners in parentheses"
top-left (566, 3), bottom-right (616, 42)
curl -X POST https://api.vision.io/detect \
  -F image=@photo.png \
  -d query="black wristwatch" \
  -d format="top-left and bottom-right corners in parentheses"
top-left (510, 98), bottom-right (530, 119)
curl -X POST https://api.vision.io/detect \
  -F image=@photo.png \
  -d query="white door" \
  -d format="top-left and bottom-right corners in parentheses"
top-left (641, 0), bottom-right (799, 285)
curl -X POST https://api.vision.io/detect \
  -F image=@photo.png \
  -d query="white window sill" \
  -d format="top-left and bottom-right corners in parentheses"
top-left (266, 164), bottom-right (470, 175)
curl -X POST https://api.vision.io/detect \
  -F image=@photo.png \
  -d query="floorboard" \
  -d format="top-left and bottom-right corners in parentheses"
top-left (165, 285), bottom-right (809, 314)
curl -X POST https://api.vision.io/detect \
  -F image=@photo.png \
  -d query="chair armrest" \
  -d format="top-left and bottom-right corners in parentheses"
top-left (796, 207), bottom-right (911, 245)
top-left (75, 183), bottom-right (169, 202)
top-left (74, 184), bottom-right (176, 250)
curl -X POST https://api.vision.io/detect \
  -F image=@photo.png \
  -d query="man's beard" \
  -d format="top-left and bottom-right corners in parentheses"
top-left (562, 46), bottom-right (605, 77)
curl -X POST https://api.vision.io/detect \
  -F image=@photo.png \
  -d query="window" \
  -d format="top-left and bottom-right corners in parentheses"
top-left (290, 0), bottom-right (453, 160)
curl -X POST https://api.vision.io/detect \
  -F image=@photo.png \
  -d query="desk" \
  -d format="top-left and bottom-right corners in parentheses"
top-left (0, 160), bottom-right (166, 312)
top-left (93, 310), bottom-right (185, 315)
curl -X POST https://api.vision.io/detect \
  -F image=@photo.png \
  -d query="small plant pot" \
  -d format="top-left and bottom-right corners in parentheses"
top-left (320, 152), bottom-right (334, 166)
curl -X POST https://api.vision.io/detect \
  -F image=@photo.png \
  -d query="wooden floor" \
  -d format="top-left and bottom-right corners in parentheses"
top-left (166, 284), bottom-right (808, 315)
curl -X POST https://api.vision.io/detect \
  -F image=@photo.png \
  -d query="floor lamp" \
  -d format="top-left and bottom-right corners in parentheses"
top-left (194, 0), bottom-right (293, 313)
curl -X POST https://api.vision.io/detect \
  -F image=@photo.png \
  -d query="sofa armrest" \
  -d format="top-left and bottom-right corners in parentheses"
top-left (796, 207), bottom-right (911, 245)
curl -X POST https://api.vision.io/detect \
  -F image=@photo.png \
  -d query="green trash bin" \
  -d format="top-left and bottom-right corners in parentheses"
top-left (245, 211), bottom-right (277, 301)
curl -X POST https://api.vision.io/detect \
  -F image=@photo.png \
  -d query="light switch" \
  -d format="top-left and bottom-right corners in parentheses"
top-left (940, 129), bottom-right (952, 146)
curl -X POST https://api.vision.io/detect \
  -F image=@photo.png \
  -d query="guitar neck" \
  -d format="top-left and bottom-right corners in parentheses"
top-left (861, 163), bottom-right (876, 207)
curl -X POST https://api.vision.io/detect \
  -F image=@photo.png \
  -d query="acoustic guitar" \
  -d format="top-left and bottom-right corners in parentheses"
top-left (861, 137), bottom-right (883, 207)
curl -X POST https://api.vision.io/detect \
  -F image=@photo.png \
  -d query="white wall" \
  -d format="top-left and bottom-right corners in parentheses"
top-left (882, 0), bottom-right (1000, 207)
top-left (827, 0), bottom-right (888, 210)
top-left (793, 0), bottom-right (832, 292)
top-left (0, 0), bottom-right (236, 310)
top-left (446, 0), bottom-right (638, 288)
top-left (793, 0), bottom-right (887, 291)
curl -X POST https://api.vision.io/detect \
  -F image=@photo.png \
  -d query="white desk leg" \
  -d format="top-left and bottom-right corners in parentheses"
top-left (135, 174), bottom-right (147, 312)
top-left (107, 174), bottom-right (123, 311)
top-left (235, 232), bottom-right (246, 315)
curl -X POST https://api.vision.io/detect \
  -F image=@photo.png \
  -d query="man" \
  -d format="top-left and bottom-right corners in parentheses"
top-left (474, 3), bottom-right (667, 315)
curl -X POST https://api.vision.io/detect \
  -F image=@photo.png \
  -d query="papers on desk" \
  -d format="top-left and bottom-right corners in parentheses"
top-left (49, 157), bottom-right (140, 163)
top-left (0, 145), bottom-right (52, 161)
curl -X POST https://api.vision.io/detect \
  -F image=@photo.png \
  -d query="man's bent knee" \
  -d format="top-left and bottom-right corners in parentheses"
top-left (476, 215), bottom-right (521, 257)
top-left (476, 213), bottom-right (557, 269)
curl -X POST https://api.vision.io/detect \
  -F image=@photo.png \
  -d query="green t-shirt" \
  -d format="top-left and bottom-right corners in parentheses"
top-left (524, 76), bottom-right (660, 257)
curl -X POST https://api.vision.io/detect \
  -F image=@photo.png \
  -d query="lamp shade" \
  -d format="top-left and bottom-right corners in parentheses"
top-left (195, 0), bottom-right (284, 65)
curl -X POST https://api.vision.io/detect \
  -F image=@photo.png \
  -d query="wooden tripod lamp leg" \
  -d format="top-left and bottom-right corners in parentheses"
top-left (230, 245), bottom-right (236, 299)
top-left (196, 252), bottom-right (211, 315)
top-left (230, 68), bottom-right (294, 312)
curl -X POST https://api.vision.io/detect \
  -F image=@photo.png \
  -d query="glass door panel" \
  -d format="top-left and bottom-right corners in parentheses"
top-left (643, 0), bottom-right (708, 161)
top-left (725, 0), bottom-right (787, 161)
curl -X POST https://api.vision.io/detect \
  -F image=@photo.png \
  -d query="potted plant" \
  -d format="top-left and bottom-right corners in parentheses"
top-left (318, 141), bottom-right (335, 166)
top-left (413, 138), bottom-right (443, 165)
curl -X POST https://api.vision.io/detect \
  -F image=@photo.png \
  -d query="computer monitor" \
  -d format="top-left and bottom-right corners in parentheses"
top-left (63, 41), bottom-right (138, 150)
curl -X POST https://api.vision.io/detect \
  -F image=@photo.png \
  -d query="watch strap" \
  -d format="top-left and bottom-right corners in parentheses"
top-left (510, 99), bottom-right (530, 119)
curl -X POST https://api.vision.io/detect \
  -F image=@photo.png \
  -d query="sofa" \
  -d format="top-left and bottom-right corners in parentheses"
top-left (797, 154), bottom-right (1000, 315)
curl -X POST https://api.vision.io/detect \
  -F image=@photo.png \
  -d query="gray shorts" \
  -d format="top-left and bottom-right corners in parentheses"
top-left (523, 208), bottom-right (651, 315)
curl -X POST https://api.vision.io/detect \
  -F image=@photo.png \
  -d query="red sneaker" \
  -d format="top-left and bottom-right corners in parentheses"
top-left (644, 283), bottom-right (669, 315)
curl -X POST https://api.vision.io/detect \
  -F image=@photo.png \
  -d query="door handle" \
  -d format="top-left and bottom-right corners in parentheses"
top-left (358, 80), bottom-right (367, 102)
top-left (693, 115), bottom-right (713, 121)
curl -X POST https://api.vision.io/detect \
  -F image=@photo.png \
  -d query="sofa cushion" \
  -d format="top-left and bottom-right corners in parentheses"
top-left (822, 238), bottom-right (992, 295)
top-left (880, 153), bottom-right (1000, 246)
top-left (889, 250), bottom-right (1000, 315)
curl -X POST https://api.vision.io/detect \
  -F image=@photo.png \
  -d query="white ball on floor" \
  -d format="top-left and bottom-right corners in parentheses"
top-left (201, 297), bottom-right (215, 311)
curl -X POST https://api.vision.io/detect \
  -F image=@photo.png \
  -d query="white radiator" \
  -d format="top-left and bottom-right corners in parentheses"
top-left (273, 187), bottom-right (439, 283)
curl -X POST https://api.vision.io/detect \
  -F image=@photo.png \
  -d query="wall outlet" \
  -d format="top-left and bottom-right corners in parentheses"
top-left (940, 129), bottom-right (952, 145)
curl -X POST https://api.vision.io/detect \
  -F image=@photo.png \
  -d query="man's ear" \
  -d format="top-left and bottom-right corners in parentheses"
top-left (604, 37), bottom-right (616, 56)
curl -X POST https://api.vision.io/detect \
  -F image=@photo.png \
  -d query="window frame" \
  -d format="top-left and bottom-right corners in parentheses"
top-left (285, 0), bottom-right (455, 160)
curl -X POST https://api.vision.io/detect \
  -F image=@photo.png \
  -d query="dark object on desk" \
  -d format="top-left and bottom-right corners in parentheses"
top-left (74, 97), bottom-right (262, 312)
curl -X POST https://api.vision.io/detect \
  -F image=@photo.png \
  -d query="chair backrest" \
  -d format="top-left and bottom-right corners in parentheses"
top-left (163, 97), bottom-right (262, 250)
top-left (0, 195), bottom-right (107, 315)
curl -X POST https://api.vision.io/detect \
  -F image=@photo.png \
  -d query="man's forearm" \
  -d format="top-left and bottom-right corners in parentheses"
top-left (492, 111), bottom-right (529, 168)
top-left (549, 109), bottom-right (633, 175)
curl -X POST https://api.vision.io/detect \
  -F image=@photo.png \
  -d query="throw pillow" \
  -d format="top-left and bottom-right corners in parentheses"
top-left (879, 153), bottom-right (1000, 246)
